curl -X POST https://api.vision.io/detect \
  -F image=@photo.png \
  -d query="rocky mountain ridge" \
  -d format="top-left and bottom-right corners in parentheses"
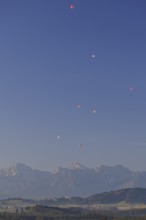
top-left (0, 162), bottom-right (145, 199)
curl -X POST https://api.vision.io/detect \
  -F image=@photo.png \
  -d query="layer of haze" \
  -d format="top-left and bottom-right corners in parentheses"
top-left (0, 0), bottom-right (146, 171)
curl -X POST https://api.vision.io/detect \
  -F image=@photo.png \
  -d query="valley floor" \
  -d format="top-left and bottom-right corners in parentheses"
top-left (1, 205), bottom-right (146, 220)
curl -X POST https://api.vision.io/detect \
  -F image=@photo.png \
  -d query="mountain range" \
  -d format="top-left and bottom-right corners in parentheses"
top-left (0, 162), bottom-right (146, 199)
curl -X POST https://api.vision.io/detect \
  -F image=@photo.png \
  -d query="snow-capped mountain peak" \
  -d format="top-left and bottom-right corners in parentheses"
top-left (69, 162), bottom-right (88, 170)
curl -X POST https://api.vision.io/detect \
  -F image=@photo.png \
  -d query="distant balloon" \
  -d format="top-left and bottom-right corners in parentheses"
top-left (92, 109), bottom-right (96, 113)
top-left (70, 4), bottom-right (74, 9)
top-left (80, 144), bottom-right (83, 149)
top-left (77, 104), bottom-right (81, 109)
top-left (57, 135), bottom-right (63, 142)
top-left (91, 54), bottom-right (96, 58)
top-left (129, 87), bottom-right (134, 92)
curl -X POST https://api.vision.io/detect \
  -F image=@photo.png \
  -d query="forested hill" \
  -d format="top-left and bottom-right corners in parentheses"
top-left (37, 188), bottom-right (146, 206)
top-left (87, 188), bottom-right (146, 204)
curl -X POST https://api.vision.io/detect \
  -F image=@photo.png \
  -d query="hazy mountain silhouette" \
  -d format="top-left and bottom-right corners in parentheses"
top-left (0, 162), bottom-right (145, 199)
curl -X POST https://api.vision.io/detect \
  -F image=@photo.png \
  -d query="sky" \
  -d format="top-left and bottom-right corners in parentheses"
top-left (0, 0), bottom-right (146, 171)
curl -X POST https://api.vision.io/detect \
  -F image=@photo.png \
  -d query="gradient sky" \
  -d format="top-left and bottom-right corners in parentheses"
top-left (0, 0), bottom-right (146, 171)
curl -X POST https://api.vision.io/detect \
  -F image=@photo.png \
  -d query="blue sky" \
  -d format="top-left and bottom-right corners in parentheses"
top-left (0, 0), bottom-right (146, 171)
